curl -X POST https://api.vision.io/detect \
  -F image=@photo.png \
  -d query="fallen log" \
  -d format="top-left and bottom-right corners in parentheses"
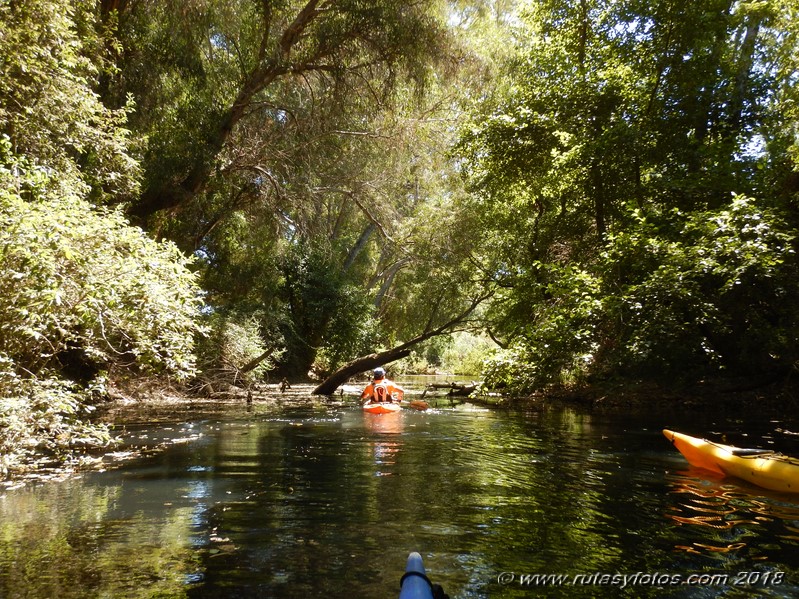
top-left (421, 382), bottom-right (480, 398)
top-left (312, 292), bottom-right (493, 395)
top-left (312, 347), bottom-right (413, 395)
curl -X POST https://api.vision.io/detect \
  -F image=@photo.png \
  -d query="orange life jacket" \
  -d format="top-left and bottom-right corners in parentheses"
top-left (361, 378), bottom-right (403, 403)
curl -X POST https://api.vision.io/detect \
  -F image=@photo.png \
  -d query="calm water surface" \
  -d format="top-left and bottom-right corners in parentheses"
top-left (2, 379), bottom-right (799, 598)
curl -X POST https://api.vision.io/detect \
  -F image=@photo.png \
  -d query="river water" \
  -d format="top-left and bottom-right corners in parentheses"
top-left (1, 378), bottom-right (799, 598)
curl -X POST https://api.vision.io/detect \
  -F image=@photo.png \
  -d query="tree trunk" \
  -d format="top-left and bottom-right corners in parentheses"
top-left (577, 0), bottom-right (588, 75)
top-left (312, 346), bottom-right (415, 395)
top-left (128, 1), bottom-right (325, 222)
top-left (342, 223), bottom-right (376, 273)
top-left (312, 291), bottom-right (492, 394)
top-left (374, 258), bottom-right (410, 310)
top-left (240, 348), bottom-right (275, 374)
top-left (729, 16), bottom-right (762, 133)
top-left (590, 160), bottom-right (606, 240)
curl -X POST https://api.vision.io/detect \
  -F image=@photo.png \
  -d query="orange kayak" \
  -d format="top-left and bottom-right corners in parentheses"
top-left (663, 429), bottom-right (799, 493)
top-left (363, 402), bottom-right (401, 414)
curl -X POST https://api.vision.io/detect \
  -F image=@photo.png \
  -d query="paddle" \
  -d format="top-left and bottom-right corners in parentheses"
top-left (406, 399), bottom-right (429, 411)
top-left (389, 388), bottom-right (427, 411)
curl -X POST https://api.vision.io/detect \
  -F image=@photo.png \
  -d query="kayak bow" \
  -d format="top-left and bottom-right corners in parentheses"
top-left (663, 429), bottom-right (799, 493)
top-left (400, 552), bottom-right (448, 599)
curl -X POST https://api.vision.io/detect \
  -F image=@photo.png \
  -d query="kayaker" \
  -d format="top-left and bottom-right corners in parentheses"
top-left (361, 367), bottom-right (404, 404)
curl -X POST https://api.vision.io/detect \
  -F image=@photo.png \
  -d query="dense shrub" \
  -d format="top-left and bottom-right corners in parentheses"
top-left (0, 0), bottom-right (140, 204)
top-left (0, 145), bottom-right (203, 379)
top-left (194, 313), bottom-right (281, 391)
top-left (0, 144), bottom-right (204, 473)
top-left (483, 197), bottom-right (799, 394)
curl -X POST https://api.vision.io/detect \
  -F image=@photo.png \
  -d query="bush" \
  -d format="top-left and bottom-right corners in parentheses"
top-left (0, 368), bottom-right (112, 476)
top-left (600, 197), bottom-right (798, 379)
top-left (0, 143), bottom-right (203, 379)
top-left (0, 143), bottom-right (204, 472)
top-left (0, 0), bottom-right (141, 204)
top-left (482, 196), bottom-right (799, 395)
top-left (441, 332), bottom-right (497, 375)
top-left (194, 313), bottom-right (282, 390)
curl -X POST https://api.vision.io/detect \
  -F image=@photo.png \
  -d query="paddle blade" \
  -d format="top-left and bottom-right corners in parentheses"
top-left (408, 400), bottom-right (429, 411)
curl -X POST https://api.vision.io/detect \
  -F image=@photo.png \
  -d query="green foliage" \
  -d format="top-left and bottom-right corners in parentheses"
top-left (318, 285), bottom-right (380, 372)
top-left (277, 242), bottom-right (378, 375)
top-left (0, 372), bottom-right (112, 477)
top-left (99, 0), bottom-right (485, 379)
top-left (0, 0), bottom-right (140, 204)
top-left (103, 0), bottom-right (454, 225)
top-left (378, 191), bottom-right (489, 343)
top-left (601, 197), bottom-right (797, 378)
top-left (195, 313), bottom-right (279, 387)
top-left (441, 332), bottom-right (497, 375)
top-left (393, 336), bottom-right (452, 374)
top-left (0, 0), bottom-right (214, 472)
top-left (394, 332), bottom-right (497, 375)
top-left (482, 196), bottom-right (799, 393)
top-left (0, 145), bottom-right (203, 381)
top-left (464, 0), bottom-right (799, 394)
top-left (482, 264), bottom-right (604, 392)
top-left (0, 143), bottom-right (203, 472)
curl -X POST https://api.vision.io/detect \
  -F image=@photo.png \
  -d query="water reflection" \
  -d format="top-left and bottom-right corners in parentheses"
top-left (364, 411), bottom-right (403, 474)
top-left (1, 394), bottom-right (799, 598)
top-left (666, 469), bottom-right (799, 564)
top-left (364, 410), bottom-right (403, 435)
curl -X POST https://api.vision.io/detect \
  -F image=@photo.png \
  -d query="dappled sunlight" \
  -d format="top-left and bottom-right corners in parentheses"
top-left (3, 396), bottom-right (799, 597)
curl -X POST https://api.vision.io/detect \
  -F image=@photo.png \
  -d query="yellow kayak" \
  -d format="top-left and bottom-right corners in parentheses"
top-left (663, 429), bottom-right (799, 493)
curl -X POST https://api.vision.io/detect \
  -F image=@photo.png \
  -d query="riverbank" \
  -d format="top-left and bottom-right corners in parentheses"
top-left (497, 377), bottom-right (799, 419)
top-left (4, 373), bottom-right (797, 483)
top-left (1, 380), bottom-right (334, 484)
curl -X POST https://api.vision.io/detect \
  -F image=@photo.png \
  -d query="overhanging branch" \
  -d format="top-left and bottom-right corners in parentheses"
top-left (312, 290), bottom-right (493, 395)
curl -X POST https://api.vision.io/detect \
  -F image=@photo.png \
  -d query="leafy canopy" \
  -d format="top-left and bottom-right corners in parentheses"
top-left (459, 0), bottom-right (799, 392)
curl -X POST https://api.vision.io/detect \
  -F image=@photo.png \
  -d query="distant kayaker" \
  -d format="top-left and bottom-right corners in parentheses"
top-left (361, 367), bottom-right (404, 404)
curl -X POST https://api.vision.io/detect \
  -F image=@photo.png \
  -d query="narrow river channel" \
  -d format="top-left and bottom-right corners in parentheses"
top-left (2, 379), bottom-right (799, 598)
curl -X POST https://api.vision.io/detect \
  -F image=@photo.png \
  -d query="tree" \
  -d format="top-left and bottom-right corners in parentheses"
top-left (0, 0), bottom-right (140, 204)
top-left (458, 0), bottom-right (799, 393)
top-left (99, 0), bottom-right (451, 223)
top-left (313, 290), bottom-right (492, 394)
top-left (95, 0), bottom-right (501, 377)
top-left (0, 0), bottom-right (205, 472)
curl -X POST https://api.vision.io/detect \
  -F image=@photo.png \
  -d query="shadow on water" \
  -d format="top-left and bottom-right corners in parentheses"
top-left (1, 380), bottom-right (799, 597)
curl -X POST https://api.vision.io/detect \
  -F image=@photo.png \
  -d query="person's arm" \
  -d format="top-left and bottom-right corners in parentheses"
top-left (389, 382), bottom-right (404, 402)
top-left (360, 384), bottom-right (373, 403)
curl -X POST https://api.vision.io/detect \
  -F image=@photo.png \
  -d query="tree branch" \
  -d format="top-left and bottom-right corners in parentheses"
top-left (240, 347), bottom-right (275, 374)
top-left (279, 0), bottom-right (326, 59)
top-left (312, 290), bottom-right (493, 395)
